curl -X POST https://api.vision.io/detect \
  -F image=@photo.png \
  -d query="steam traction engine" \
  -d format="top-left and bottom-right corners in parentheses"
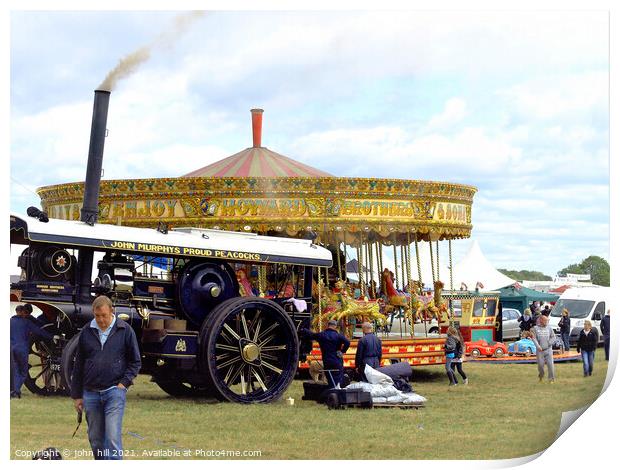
top-left (10, 88), bottom-right (333, 404)
top-left (10, 213), bottom-right (332, 403)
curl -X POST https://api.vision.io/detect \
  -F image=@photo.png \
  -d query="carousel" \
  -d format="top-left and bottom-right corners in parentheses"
top-left (37, 109), bottom-right (480, 367)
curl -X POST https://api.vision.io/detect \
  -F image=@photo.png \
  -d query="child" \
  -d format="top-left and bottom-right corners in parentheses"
top-left (451, 327), bottom-right (468, 385)
top-left (444, 326), bottom-right (459, 386)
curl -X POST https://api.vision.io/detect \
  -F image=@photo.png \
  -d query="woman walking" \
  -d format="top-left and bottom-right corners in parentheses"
top-left (558, 309), bottom-right (571, 352)
top-left (577, 320), bottom-right (598, 377)
top-left (451, 328), bottom-right (468, 385)
top-left (532, 315), bottom-right (556, 383)
top-left (444, 326), bottom-right (459, 386)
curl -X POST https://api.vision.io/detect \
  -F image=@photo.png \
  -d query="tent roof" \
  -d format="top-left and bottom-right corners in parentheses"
top-left (449, 240), bottom-right (515, 291)
top-left (498, 284), bottom-right (559, 302)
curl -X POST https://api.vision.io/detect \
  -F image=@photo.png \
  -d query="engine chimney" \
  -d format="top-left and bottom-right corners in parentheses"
top-left (81, 89), bottom-right (111, 224)
top-left (77, 89), bottom-right (110, 304)
top-left (251, 108), bottom-right (263, 148)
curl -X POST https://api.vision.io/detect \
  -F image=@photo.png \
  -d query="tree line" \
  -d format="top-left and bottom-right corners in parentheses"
top-left (499, 255), bottom-right (609, 287)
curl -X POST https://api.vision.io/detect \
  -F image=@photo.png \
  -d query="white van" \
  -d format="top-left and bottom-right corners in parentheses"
top-left (548, 287), bottom-right (611, 345)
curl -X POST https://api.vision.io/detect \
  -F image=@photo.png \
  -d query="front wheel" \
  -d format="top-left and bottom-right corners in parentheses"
top-left (494, 348), bottom-right (505, 358)
top-left (525, 348), bottom-right (533, 357)
top-left (199, 297), bottom-right (299, 404)
top-left (470, 348), bottom-right (481, 358)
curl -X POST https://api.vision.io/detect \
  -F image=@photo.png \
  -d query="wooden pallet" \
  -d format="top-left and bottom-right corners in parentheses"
top-left (372, 402), bottom-right (425, 409)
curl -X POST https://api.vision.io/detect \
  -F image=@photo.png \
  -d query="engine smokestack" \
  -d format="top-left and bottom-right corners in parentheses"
top-left (77, 90), bottom-right (110, 304)
top-left (81, 90), bottom-right (110, 224)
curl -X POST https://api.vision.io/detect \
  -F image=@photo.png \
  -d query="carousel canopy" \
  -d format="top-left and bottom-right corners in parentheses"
top-left (37, 109), bottom-right (476, 243)
top-left (184, 109), bottom-right (332, 178)
top-left (183, 146), bottom-right (333, 178)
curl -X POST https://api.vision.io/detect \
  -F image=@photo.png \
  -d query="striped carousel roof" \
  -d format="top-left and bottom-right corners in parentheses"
top-left (183, 109), bottom-right (333, 178)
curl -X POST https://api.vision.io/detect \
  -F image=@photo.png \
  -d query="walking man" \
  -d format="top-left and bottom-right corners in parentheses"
top-left (601, 309), bottom-right (610, 361)
top-left (302, 319), bottom-right (350, 388)
top-left (532, 315), bottom-right (556, 383)
top-left (355, 322), bottom-right (382, 381)
top-left (71, 296), bottom-right (141, 460)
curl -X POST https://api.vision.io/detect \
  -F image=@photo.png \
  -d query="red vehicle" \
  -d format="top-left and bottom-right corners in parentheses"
top-left (465, 340), bottom-right (508, 358)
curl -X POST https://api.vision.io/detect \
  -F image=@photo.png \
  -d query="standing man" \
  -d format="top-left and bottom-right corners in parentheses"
top-left (531, 315), bottom-right (556, 383)
top-left (302, 319), bottom-right (350, 388)
top-left (600, 309), bottom-right (610, 361)
top-left (355, 322), bottom-right (382, 381)
top-left (10, 304), bottom-right (54, 398)
top-left (71, 296), bottom-right (141, 460)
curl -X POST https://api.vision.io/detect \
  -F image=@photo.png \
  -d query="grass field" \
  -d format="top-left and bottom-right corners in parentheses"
top-left (10, 351), bottom-right (609, 460)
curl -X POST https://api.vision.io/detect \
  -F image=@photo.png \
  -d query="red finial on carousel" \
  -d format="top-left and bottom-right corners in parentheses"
top-left (251, 108), bottom-right (264, 147)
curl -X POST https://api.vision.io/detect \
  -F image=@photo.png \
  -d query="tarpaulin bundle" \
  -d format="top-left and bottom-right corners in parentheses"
top-left (377, 362), bottom-right (412, 381)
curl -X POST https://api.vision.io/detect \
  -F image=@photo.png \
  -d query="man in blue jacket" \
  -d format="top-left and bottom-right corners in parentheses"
top-left (10, 304), bottom-right (54, 398)
top-left (355, 322), bottom-right (382, 381)
top-left (302, 319), bottom-right (350, 388)
top-left (71, 296), bottom-right (141, 460)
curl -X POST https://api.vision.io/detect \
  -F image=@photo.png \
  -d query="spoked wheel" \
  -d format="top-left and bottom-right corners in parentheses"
top-left (25, 325), bottom-right (68, 396)
top-left (199, 297), bottom-right (299, 403)
top-left (470, 348), bottom-right (481, 359)
top-left (494, 348), bottom-right (505, 358)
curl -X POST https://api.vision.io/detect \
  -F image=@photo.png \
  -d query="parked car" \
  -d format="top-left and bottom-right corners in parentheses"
top-left (383, 311), bottom-right (439, 337)
top-left (465, 340), bottom-right (508, 358)
top-left (501, 308), bottom-right (522, 340)
top-left (508, 338), bottom-right (536, 356)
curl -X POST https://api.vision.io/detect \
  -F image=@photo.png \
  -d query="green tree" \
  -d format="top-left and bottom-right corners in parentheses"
top-left (558, 256), bottom-right (609, 286)
top-left (498, 269), bottom-right (552, 281)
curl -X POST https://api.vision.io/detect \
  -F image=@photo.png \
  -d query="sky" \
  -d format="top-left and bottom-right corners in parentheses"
top-left (8, 9), bottom-right (610, 277)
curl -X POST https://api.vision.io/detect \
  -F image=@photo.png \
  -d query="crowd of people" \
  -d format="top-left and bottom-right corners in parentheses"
top-left (10, 294), bottom-right (612, 459)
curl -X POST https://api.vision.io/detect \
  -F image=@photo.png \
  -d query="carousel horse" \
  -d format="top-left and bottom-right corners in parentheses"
top-left (311, 279), bottom-right (386, 333)
top-left (411, 280), bottom-right (449, 323)
top-left (381, 268), bottom-right (411, 310)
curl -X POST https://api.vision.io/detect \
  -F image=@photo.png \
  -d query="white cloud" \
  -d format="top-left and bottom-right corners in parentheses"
top-left (427, 98), bottom-right (467, 130)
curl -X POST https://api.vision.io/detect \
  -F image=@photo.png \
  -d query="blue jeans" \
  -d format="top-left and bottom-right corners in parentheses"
top-left (581, 350), bottom-right (595, 376)
top-left (445, 356), bottom-right (457, 385)
top-left (561, 332), bottom-right (570, 351)
top-left (83, 387), bottom-right (127, 460)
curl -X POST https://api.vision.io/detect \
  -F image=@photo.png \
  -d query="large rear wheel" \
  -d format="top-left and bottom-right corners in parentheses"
top-left (199, 297), bottom-right (299, 403)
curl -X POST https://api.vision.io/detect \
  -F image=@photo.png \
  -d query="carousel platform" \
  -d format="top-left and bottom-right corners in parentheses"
top-left (467, 351), bottom-right (581, 364)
